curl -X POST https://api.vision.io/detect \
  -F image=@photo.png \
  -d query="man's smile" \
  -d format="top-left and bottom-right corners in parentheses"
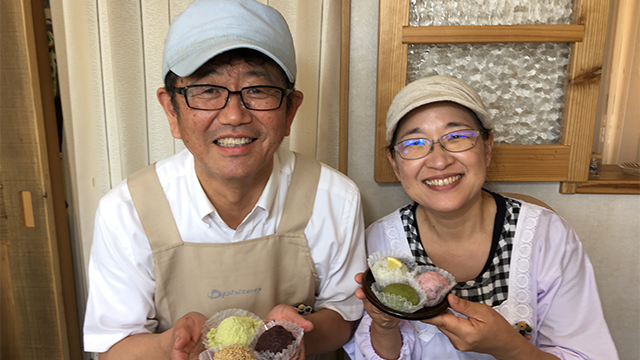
top-left (215, 137), bottom-right (256, 147)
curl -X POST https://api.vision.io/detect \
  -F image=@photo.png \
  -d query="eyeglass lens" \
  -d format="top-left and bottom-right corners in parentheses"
top-left (183, 85), bottom-right (286, 111)
top-left (395, 130), bottom-right (479, 160)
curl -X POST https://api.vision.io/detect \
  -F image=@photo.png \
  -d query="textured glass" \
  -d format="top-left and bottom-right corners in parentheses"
top-left (410, 0), bottom-right (573, 26)
top-left (407, 0), bottom-right (573, 145)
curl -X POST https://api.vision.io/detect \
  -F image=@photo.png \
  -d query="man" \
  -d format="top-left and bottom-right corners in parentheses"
top-left (82, 0), bottom-right (366, 358)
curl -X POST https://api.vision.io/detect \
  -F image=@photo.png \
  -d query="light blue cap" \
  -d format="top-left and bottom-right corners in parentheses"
top-left (162, 0), bottom-right (296, 83)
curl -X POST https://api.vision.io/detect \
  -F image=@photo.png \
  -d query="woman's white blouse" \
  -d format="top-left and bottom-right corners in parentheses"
top-left (344, 201), bottom-right (618, 360)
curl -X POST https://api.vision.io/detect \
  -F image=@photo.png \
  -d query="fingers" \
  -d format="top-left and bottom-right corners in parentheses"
top-left (291, 316), bottom-right (314, 333)
top-left (172, 329), bottom-right (188, 351)
top-left (354, 272), bottom-right (364, 284)
top-left (420, 295), bottom-right (518, 355)
top-left (171, 312), bottom-right (207, 354)
top-left (266, 304), bottom-right (314, 332)
top-left (446, 293), bottom-right (493, 321)
top-left (446, 293), bottom-right (469, 315)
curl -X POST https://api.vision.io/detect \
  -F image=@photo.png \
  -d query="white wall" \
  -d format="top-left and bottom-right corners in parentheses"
top-left (347, 1), bottom-right (640, 359)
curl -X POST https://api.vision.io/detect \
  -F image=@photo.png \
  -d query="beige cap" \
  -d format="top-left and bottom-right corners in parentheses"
top-left (385, 75), bottom-right (492, 143)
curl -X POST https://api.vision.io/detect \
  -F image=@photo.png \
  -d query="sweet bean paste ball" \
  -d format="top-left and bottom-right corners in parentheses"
top-left (255, 325), bottom-right (296, 353)
top-left (213, 344), bottom-right (256, 360)
top-left (207, 316), bottom-right (260, 347)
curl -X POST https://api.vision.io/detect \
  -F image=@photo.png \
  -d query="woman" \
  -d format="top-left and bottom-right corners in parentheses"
top-left (344, 75), bottom-right (618, 359)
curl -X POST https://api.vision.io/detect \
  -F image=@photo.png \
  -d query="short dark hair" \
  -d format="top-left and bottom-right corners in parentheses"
top-left (164, 49), bottom-right (295, 115)
top-left (387, 104), bottom-right (492, 158)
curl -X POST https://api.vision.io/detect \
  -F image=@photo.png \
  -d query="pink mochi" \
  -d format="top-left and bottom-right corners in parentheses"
top-left (415, 271), bottom-right (450, 302)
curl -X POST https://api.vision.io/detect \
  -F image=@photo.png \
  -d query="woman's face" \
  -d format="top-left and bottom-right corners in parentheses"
top-left (387, 101), bottom-right (493, 214)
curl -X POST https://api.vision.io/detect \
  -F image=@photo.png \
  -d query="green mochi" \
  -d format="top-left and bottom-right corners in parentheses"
top-left (382, 283), bottom-right (419, 305)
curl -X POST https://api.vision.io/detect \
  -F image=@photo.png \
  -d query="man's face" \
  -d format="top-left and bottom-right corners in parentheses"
top-left (158, 58), bottom-right (303, 186)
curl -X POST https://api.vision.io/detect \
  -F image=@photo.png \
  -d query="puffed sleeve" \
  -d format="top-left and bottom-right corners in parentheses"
top-left (533, 211), bottom-right (618, 359)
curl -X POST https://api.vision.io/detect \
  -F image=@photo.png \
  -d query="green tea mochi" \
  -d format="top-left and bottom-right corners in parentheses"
top-left (382, 283), bottom-right (419, 305)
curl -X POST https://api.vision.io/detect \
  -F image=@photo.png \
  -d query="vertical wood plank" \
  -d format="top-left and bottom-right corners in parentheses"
top-left (0, 183), bottom-right (9, 245)
top-left (0, 193), bottom-right (23, 360)
top-left (19, 0), bottom-right (68, 357)
top-left (560, 0), bottom-right (611, 192)
top-left (28, 0), bottom-right (82, 356)
top-left (0, 245), bottom-right (21, 359)
top-left (339, 0), bottom-right (351, 174)
top-left (374, 0), bottom-right (410, 182)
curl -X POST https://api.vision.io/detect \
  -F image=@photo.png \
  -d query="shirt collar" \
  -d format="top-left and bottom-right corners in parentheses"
top-left (186, 150), bottom-right (283, 222)
top-left (257, 150), bottom-right (281, 217)
top-left (184, 153), bottom-right (215, 222)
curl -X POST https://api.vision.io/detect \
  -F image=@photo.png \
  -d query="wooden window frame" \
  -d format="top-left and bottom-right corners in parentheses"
top-left (373, 0), bottom-right (630, 194)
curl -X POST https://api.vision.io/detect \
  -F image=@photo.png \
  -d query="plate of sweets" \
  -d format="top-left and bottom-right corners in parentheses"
top-left (199, 309), bottom-right (304, 360)
top-left (362, 250), bottom-right (456, 320)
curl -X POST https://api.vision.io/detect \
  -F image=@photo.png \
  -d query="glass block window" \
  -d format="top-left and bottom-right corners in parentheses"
top-left (407, 0), bottom-right (574, 145)
top-left (410, 0), bottom-right (573, 26)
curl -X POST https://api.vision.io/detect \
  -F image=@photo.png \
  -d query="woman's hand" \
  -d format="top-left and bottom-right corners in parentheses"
top-left (423, 294), bottom-right (558, 360)
top-left (355, 273), bottom-right (401, 329)
top-left (355, 273), bottom-right (403, 359)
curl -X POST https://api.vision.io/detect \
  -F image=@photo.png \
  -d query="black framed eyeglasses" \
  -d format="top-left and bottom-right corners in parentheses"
top-left (175, 85), bottom-right (292, 111)
top-left (394, 130), bottom-right (480, 160)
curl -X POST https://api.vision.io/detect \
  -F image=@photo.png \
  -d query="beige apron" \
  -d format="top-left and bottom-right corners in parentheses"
top-left (127, 152), bottom-right (321, 332)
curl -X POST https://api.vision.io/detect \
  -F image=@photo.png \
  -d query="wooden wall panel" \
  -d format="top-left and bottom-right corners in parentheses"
top-left (560, 0), bottom-right (611, 192)
top-left (339, 0), bottom-right (351, 174)
top-left (375, 0), bottom-right (411, 182)
top-left (0, 175), bottom-right (20, 359)
top-left (487, 145), bottom-right (571, 181)
top-left (28, 1), bottom-right (82, 355)
top-left (0, 0), bottom-right (81, 358)
top-left (402, 24), bottom-right (585, 43)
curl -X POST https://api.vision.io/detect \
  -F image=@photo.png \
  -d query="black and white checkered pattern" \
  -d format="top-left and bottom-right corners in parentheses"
top-left (401, 196), bottom-right (521, 307)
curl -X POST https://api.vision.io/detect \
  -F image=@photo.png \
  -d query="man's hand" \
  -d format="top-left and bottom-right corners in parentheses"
top-left (170, 312), bottom-right (208, 360)
top-left (99, 312), bottom-right (208, 360)
top-left (265, 304), bottom-right (314, 359)
top-left (266, 304), bottom-right (314, 332)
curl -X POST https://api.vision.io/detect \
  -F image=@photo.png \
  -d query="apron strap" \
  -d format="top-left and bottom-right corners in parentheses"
top-left (277, 152), bottom-right (321, 235)
top-left (128, 152), bottom-right (321, 249)
top-left (128, 163), bottom-right (182, 251)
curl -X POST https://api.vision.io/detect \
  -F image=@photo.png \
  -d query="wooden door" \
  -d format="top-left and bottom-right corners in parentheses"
top-left (1, 0), bottom-right (81, 359)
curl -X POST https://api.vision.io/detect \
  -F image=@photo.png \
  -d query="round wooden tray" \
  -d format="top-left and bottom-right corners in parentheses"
top-left (362, 268), bottom-right (450, 320)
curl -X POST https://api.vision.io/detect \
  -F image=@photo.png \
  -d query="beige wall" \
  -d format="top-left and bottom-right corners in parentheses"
top-left (348, 1), bottom-right (640, 359)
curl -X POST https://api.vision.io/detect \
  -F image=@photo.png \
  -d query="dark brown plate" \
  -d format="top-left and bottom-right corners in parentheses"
top-left (362, 268), bottom-right (450, 320)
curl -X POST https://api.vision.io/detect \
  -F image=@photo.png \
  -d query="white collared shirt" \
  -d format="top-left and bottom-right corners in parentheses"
top-left (83, 147), bottom-right (366, 352)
